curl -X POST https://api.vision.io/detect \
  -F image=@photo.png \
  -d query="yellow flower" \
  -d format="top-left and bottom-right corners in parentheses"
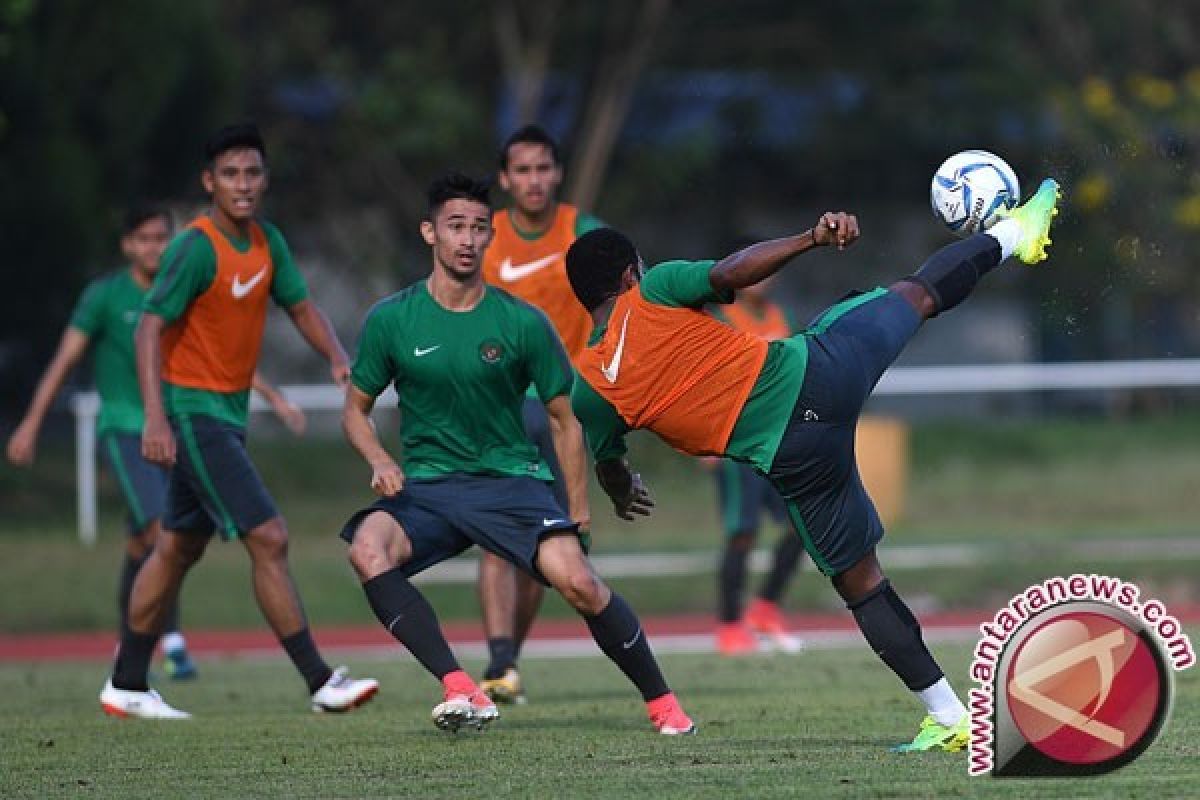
top-left (1128, 74), bottom-right (1176, 110)
top-left (1081, 78), bottom-right (1117, 116)
top-left (1173, 194), bottom-right (1200, 229)
top-left (1075, 173), bottom-right (1111, 212)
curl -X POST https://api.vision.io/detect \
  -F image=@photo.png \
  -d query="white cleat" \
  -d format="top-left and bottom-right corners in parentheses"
top-left (763, 631), bottom-right (806, 654)
top-left (311, 666), bottom-right (379, 713)
top-left (432, 691), bottom-right (499, 732)
top-left (100, 680), bottom-right (191, 719)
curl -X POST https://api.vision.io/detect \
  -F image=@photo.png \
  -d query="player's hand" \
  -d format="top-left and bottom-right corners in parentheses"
top-left (142, 414), bottom-right (176, 467)
top-left (330, 360), bottom-right (351, 387)
top-left (369, 459), bottom-right (404, 497)
top-left (813, 212), bottom-right (860, 250)
top-left (6, 420), bottom-right (38, 466)
top-left (613, 472), bottom-right (655, 521)
top-left (272, 399), bottom-right (307, 436)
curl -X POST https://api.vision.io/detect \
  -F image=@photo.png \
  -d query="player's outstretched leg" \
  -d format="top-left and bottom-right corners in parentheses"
top-left (346, 512), bottom-right (495, 732)
top-left (834, 550), bottom-right (968, 752)
top-left (537, 534), bottom-right (695, 735)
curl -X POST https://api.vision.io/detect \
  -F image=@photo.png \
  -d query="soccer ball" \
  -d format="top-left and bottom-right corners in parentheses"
top-left (930, 150), bottom-right (1020, 236)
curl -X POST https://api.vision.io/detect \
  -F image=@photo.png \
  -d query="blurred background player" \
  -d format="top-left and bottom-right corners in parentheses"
top-left (564, 178), bottom-right (1061, 751)
top-left (7, 207), bottom-right (305, 680)
top-left (477, 124), bottom-right (605, 703)
top-left (339, 172), bottom-right (693, 735)
top-left (100, 123), bottom-right (377, 718)
top-left (707, 273), bottom-right (806, 655)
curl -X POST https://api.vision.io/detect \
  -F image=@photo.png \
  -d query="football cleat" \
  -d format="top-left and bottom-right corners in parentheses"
top-left (100, 680), bottom-right (191, 719)
top-left (997, 177), bottom-right (1061, 265)
top-left (647, 692), bottom-right (696, 735)
top-left (743, 599), bottom-right (805, 654)
top-left (892, 714), bottom-right (969, 753)
top-left (480, 667), bottom-right (527, 705)
top-left (715, 621), bottom-right (758, 656)
top-left (162, 648), bottom-right (198, 681)
top-left (311, 666), bottom-right (379, 713)
top-left (433, 689), bottom-right (498, 732)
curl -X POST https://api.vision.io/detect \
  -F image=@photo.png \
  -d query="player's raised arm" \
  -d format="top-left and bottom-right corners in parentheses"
top-left (709, 211), bottom-right (860, 293)
top-left (134, 311), bottom-right (174, 467)
top-left (342, 384), bottom-right (403, 497)
top-left (6, 327), bottom-right (91, 466)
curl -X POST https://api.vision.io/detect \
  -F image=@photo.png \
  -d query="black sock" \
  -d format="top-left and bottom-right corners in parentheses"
top-left (364, 567), bottom-right (460, 679)
top-left (117, 553), bottom-right (146, 629)
top-left (583, 593), bottom-right (669, 702)
top-left (111, 627), bottom-right (158, 691)
top-left (484, 637), bottom-right (516, 680)
top-left (717, 540), bottom-right (751, 622)
top-left (280, 629), bottom-right (333, 694)
top-left (907, 234), bottom-right (1003, 315)
top-left (759, 533), bottom-right (805, 604)
top-left (848, 579), bottom-right (943, 691)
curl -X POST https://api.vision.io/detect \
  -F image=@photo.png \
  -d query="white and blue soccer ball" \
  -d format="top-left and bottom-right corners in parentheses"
top-left (930, 150), bottom-right (1020, 237)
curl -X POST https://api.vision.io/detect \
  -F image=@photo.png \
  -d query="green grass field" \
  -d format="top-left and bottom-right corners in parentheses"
top-left (2, 643), bottom-right (1197, 799)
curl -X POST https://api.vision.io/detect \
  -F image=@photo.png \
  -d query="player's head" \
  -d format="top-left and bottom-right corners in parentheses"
top-left (497, 124), bottom-right (562, 217)
top-left (202, 123), bottom-right (268, 224)
top-left (120, 205), bottom-right (173, 276)
top-left (565, 227), bottom-right (644, 312)
top-left (421, 171), bottom-right (494, 280)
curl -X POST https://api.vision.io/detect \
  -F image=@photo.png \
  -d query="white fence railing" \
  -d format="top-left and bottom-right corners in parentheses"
top-left (68, 359), bottom-right (1200, 544)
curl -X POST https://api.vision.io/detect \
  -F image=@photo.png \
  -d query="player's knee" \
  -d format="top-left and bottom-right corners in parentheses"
top-left (158, 534), bottom-right (205, 570)
top-left (556, 567), bottom-right (605, 613)
top-left (246, 520), bottom-right (290, 563)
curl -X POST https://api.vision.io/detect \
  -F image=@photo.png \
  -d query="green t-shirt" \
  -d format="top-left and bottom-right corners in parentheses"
top-left (572, 260), bottom-right (808, 473)
top-left (69, 268), bottom-right (147, 435)
top-left (351, 282), bottom-right (574, 480)
top-left (144, 218), bottom-right (308, 428)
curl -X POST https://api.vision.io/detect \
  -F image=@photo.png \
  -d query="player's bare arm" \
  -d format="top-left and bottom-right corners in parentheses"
top-left (709, 211), bottom-right (860, 293)
top-left (342, 384), bottom-right (404, 497)
top-left (544, 394), bottom-right (591, 532)
top-left (286, 298), bottom-right (351, 386)
top-left (252, 372), bottom-right (307, 435)
top-left (6, 328), bottom-right (91, 466)
top-left (134, 311), bottom-right (175, 467)
top-left (595, 458), bottom-right (655, 521)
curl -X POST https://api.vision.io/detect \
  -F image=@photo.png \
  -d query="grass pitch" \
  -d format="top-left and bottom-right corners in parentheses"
top-left (2, 642), bottom-right (1197, 799)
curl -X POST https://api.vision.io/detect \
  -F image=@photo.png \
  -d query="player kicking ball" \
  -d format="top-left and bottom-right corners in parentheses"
top-left (338, 172), bottom-right (693, 735)
top-left (565, 178), bottom-right (1061, 752)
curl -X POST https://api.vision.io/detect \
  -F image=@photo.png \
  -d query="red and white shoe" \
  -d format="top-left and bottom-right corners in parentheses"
top-left (311, 666), bottom-right (379, 713)
top-left (744, 599), bottom-right (804, 654)
top-left (716, 621), bottom-right (759, 656)
top-left (433, 688), bottom-right (498, 732)
top-left (647, 692), bottom-right (696, 735)
top-left (100, 680), bottom-right (191, 720)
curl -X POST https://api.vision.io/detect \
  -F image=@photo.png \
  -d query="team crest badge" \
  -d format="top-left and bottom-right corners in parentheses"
top-left (479, 340), bottom-right (505, 364)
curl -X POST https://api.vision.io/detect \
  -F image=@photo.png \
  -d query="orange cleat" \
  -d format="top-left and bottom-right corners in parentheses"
top-left (744, 599), bottom-right (804, 654)
top-left (646, 692), bottom-right (696, 735)
top-left (716, 621), bottom-right (759, 656)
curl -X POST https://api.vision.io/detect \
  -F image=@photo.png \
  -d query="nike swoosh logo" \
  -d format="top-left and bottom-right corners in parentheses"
top-left (621, 627), bottom-right (643, 650)
top-left (600, 310), bottom-right (631, 384)
top-left (498, 253), bottom-right (560, 282)
top-left (413, 345), bottom-right (441, 357)
top-left (542, 518), bottom-right (565, 527)
top-left (231, 266), bottom-right (268, 299)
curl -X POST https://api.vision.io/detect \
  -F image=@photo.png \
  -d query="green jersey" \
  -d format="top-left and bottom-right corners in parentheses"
top-left (69, 269), bottom-right (148, 435)
top-left (351, 281), bottom-right (573, 480)
top-left (144, 218), bottom-right (308, 428)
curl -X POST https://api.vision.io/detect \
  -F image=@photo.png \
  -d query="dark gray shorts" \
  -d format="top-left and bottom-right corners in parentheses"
top-left (100, 431), bottom-right (168, 534)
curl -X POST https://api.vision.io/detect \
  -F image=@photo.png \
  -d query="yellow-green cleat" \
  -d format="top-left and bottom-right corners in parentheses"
top-left (997, 177), bottom-right (1061, 265)
top-left (892, 714), bottom-right (969, 753)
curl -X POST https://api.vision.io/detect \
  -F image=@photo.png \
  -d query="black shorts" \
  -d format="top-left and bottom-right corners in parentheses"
top-left (163, 414), bottom-right (279, 541)
top-left (339, 475), bottom-right (579, 585)
top-left (100, 431), bottom-right (168, 534)
top-left (767, 288), bottom-right (921, 577)
top-left (714, 460), bottom-right (786, 538)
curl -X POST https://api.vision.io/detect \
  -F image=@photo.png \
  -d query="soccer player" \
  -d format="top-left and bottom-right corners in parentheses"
top-left (564, 178), bottom-right (1062, 752)
top-left (477, 124), bottom-right (605, 702)
top-left (339, 172), bottom-right (693, 735)
top-left (99, 124), bottom-right (378, 719)
top-left (707, 276), bottom-right (806, 656)
top-left (8, 207), bottom-right (305, 680)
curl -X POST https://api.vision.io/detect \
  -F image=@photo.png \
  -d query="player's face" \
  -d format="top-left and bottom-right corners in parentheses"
top-left (422, 198), bottom-right (493, 279)
top-left (202, 147), bottom-right (268, 225)
top-left (121, 216), bottom-right (172, 275)
top-left (499, 143), bottom-right (562, 216)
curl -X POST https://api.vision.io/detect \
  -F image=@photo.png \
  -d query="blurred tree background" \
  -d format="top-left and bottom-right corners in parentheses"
top-left (2, 0), bottom-right (1198, 415)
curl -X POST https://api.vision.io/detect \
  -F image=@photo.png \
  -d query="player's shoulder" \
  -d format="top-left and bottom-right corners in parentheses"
top-left (487, 285), bottom-right (549, 320)
top-left (364, 281), bottom-right (424, 322)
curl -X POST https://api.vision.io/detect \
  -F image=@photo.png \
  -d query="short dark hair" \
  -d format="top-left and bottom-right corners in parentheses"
top-left (565, 227), bottom-right (639, 311)
top-left (426, 171), bottom-right (491, 219)
top-left (499, 124), bottom-right (561, 169)
top-left (204, 123), bottom-right (266, 165)
top-left (122, 204), bottom-right (172, 234)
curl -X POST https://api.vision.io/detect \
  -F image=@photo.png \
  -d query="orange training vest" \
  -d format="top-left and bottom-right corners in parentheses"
top-left (161, 217), bottom-right (273, 392)
top-left (482, 204), bottom-right (593, 357)
top-left (721, 300), bottom-right (791, 341)
top-left (575, 285), bottom-right (769, 456)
